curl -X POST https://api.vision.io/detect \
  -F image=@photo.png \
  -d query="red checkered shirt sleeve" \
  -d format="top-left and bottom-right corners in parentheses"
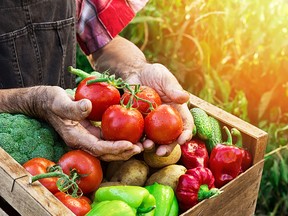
top-left (76, 0), bottom-right (148, 55)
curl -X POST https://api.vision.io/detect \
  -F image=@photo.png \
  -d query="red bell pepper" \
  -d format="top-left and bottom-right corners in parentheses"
top-left (175, 167), bottom-right (220, 212)
top-left (231, 128), bottom-right (253, 173)
top-left (209, 126), bottom-right (243, 188)
top-left (180, 138), bottom-right (209, 169)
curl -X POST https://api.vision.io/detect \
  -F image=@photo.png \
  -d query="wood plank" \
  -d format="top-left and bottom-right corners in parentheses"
top-left (0, 207), bottom-right (9, 216)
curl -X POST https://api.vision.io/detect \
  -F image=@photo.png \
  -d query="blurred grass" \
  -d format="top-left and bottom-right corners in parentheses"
top-left (77, 0), bottom-right (288, 214)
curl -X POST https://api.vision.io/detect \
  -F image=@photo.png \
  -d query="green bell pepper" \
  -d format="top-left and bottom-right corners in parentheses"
top-left (145, 182), bottom-right (179, 216)
top-left (90, 185), bottom-right (156, 216)
top-left (86, 200), bottom-right (136, 216)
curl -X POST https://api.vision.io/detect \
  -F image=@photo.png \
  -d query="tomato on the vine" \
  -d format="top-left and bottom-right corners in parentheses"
top-left (101, 104), bottom-right (145, 143)
top-left (54, 191), bottom-right (91, 216)
top-left (75, 76), bottom-right (120, 121)
top-left (144, 104), bottom-right (183, 145)
top-left (58, 150), bottom-right (103, 194)
top-left (121, 85), bottom-right (162, 116)
top-left (23, 158), bottom-right (59, 194)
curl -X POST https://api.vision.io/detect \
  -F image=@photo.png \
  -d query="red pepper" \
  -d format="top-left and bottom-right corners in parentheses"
top-left (209, 126), bottom-right (243, 188)
top-left (180, 138), bottom-right (209, 169)
top-left (175, 167), bottom-right (220, 212)
top-left (231, 128), bottom-right (253, 173)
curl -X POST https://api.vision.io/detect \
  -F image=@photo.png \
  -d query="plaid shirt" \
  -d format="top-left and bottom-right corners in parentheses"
top-left (76, 0), bottom-right (148, 55)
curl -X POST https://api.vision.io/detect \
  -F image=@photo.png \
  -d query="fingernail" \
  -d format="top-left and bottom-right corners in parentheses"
top-left (79, 100), bottom-right (88, 112)
top-left (156, 148), bottom-right (166, 157)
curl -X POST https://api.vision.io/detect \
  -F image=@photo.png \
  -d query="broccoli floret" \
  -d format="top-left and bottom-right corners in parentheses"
top-left (33, 128), bottom-right (54, 146)
top-left (0, 113), bottom-right (68, 165)
top-left (10, 152), bottom-right (29, 165)
top-left (0, 133), bottom-right (19, 153)
top-left (31, 143), bottom-right (55, 161)
top-left (53, 143), bottom-right (69, 162)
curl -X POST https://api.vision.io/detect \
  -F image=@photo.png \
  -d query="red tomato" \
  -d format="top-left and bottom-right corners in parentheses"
top-left (23, 158), bottom-right (59, 194)
top-left (121, 86), bottom-right (162, 116)
top-left (54, 192), bottom-right (91, 216)
top-left (75, 76), bottom-right (120, 121)
top-left (144, 104), bottom-right (183, 145)
top-left (58, 150), bottom-right (103, 194)
top-left (101, 104), bottom-right (145, 143)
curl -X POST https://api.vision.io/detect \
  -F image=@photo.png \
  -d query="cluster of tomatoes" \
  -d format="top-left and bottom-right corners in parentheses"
top-left (75, 74), bottom-right (183, 145)
top-left (23, 150), bottom-right (103, 216)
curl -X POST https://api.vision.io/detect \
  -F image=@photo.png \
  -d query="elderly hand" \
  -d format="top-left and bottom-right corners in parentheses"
top-left (125, 63), bottom-right (194, 156)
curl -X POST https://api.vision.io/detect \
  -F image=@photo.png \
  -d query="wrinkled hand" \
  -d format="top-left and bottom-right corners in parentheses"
top-left (125, 63), bottom-right (194, 156)
top-left (32, 86), bottom-right (142, 161)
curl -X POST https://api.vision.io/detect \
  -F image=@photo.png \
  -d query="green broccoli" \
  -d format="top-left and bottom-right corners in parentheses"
top-left (0, 113), bottom-right (69, 165)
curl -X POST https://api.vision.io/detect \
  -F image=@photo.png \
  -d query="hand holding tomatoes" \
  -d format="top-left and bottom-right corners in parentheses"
top-left (69, 66), bottom-right (193, 159)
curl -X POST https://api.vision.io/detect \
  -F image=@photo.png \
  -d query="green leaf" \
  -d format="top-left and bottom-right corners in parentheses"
top-left (280, 158), bottom-right (288, 184)
top-left (257, 88), bottom-right (275, 120)
top-left (270, 160), bottom-right (280, 187)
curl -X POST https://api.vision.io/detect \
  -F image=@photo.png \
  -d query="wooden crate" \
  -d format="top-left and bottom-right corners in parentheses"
top-left (0, 94), bottom-right (268, 216)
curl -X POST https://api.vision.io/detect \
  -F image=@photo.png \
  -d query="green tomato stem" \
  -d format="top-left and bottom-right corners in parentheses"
top-left (30, 165), bottom-right (82, 198)
top-left (86, 77), bottom-right (110, 85)
top-left (68, 66), bottom-right (91, 79)
top-left (198, 185), bottom-right (221, 201)
top-left (231, 128), bottom-right (243, 148)
top-left (223, 126), bottom-right (233, 146)
top-left (122, 84), bottom-right (155, 111)
top-left (30, 172), bottom-right (67, 183)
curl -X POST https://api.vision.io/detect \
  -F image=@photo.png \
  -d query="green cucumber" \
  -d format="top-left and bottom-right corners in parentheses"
top-left (205, 116), bottom-right (222, 153)
top-left (190, 107), bottom-right (212, 140)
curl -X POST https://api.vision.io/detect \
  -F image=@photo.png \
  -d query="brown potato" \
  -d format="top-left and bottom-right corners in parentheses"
top-left (145, 164), bottom-right (187, 191)
top-left (143, 144), bottom-right (182, 168)
top-left (110, 158), bottom-right (149, 186)
top-left (105, 160), bottom-right (125, 180)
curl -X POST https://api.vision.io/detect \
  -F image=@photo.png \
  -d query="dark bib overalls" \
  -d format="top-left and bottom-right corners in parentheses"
top-left (0, 0), bottom-right (76, 89)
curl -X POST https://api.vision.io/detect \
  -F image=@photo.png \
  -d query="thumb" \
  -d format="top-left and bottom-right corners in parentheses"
top-left (164, 82), bottom-right (190, 104)
top-left (151, 63), bottom-right (189, 104)
top-left (53, 97), bottom-right (92, 121)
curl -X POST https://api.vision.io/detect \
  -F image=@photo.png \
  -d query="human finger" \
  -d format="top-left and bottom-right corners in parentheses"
top-left (155, 142), bottom-right (178, 157)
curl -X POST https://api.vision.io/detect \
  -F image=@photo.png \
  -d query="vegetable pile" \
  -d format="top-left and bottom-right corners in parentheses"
top-left (0, 67), bottom-right (254, 215)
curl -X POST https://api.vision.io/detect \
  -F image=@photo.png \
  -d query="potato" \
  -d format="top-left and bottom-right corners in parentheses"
top-left (99, 181), bottom-right (124, 188)
top-left (110, 158), bottom-right (149, 186)
top-left (145, 164), bottom-right (187, 191)
top-left (143, 144), bottom-right (182, 168)
top-left (105, 160), bottom-right (125, 180)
